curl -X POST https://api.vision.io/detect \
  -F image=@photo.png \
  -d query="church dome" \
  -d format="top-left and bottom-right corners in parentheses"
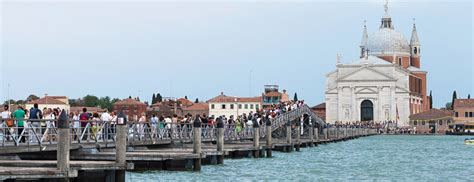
top-left (366, 28), bottom-right (410, 54)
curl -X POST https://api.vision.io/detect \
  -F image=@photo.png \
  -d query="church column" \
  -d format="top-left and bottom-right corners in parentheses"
top-left (351, 86), bottom-right (356, 121)
top-left (337, 86), bottom-right (343, 121)
top-left (377, 86), bottom-right (382, 121)
top-left (390, 86), bottom-right (396, 121)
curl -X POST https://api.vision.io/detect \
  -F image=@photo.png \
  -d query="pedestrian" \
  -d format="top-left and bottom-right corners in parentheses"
top-left (13, 106), bottom-right (26, 143)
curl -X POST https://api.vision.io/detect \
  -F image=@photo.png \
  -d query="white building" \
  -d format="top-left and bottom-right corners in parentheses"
top-left (324, 3), bottom-right (429, 127)
top-left (208, 92), bottom-right (262, 118)
top-left (325, 56), bottom-right (411, 126)
top-left (25, 96), bottom-right (71, 113)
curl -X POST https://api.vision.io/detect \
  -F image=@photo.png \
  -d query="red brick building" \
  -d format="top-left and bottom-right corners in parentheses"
top-left (113, 98), bottom-right (147, 121)
top-left (311, 103), bottom-right (326, 121)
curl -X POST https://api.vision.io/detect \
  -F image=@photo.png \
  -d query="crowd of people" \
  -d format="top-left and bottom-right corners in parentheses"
top-left (4, 99), bottom-right (388, 142)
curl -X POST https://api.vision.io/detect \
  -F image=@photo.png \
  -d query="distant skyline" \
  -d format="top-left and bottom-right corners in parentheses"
top-left (1, 0), bottom-right (472, 108)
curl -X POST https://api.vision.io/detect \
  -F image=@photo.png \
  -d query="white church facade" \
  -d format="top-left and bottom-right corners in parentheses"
top-left (325, 2), bottom-right (429, 127)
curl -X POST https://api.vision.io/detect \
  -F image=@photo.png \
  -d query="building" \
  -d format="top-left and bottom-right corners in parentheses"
top-left (452, 99), bottom-right (474, 133)
top-left (409, 109), bottom-right (453, 134)
top-left (25, 95), bottom-right (70, 112)
top-left (325, 4), bottom-right (429, 126)
top-left (182, 103), bottom-right (209, 117)
top-left (70, 107), bottom-right (106, 115)
top-left (311, 103), bottom-right (326, 121)
top-left (112, 98), bottom-right (147, 121)
top-left (261, 85), bottom-right (290, 108)
top-left (177, 97), bottom-right (193, 107)
top-left (147, 101), bottom-right (179, 117)
top-left (208, 92), bottom-right (262, 118)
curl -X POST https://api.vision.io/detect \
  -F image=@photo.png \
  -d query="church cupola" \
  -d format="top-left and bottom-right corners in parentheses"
top-left (359, 21), bottom-right (369, 58)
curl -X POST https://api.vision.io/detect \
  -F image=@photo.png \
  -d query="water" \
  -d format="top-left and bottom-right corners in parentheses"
top-left (127, 135), bottom-right (474, 181)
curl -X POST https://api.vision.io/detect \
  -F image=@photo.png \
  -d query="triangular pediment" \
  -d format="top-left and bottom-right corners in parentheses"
top-left (338, 67), bottom-right (395, 81)
top-left (325, 87), bottom-right (338, 94)
top-left (356, 87), bottom-right (378, 94)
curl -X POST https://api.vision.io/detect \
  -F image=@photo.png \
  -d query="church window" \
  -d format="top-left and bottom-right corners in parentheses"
top-left (414, 47), bottom-right (418, 54)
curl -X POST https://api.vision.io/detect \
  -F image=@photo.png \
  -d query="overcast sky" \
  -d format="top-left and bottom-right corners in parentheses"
top-left (0, 0), bottom-right (472, 107)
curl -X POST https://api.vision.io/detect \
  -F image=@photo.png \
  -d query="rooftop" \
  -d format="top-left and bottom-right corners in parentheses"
top-left (409, 109), bottom-right (453, 121)
top-left (454, 99), bottom-right (474, 108)
top-left (27, 96), bottom-right (67, 105)
top-left (114, 98), bottom-right (147, 106)
top-left (207, 92), bottom-right (262, 103)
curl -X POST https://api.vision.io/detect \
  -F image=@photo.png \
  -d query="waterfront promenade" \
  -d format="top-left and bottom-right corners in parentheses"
top-left (0, 105), bottom-right (377, 181)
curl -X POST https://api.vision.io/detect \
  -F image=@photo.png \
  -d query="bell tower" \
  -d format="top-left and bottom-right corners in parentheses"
top-left (410, 20), bottom-right (421, 68)
top-left (359, 21), bottom-right (369, 58)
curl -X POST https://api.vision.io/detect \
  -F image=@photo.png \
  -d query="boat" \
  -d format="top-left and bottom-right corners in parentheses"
top-left (464, 138), bottom-right (474, 145)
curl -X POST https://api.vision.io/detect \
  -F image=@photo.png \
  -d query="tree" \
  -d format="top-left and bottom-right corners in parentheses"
top-left (152, 94), bottom-right (156, 104)
top-left (195, 98), bottom-right (199, 103)
top-left (98, 96), bottom-right (112, 111)
top-left (26, 94), bottom-right (39, 102)
top-left (156, 93), bottom-right (163, 103)
top-left (3, 99), bottom-right (15, 105)
top-left (69, 98), bottom-right (85, 107)
top-left (445, 102), bottom-right (452, 110)
top-left (451, 91), bottom-right (457, 110)
top-left (468, 94), bottom-right (471, 99)
top-left (293, 93), bottom-right (298, 101)
top-left (429, 90), bottom-right (433, 109)
top-left (185, 96), bottom-right (188, 100)
top-left (15, 100), bottom-right (26, 105)
top-left (83, 95), bottom-right (99, 107)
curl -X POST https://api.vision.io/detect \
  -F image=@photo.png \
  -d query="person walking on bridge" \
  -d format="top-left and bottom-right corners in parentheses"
top-left (29, 103), bottom-right (43, 143)
top-left (13, 106), bottom-right (26, 143)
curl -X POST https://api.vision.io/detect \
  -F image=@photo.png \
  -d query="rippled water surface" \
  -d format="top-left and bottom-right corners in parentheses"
top-left (127, 135), bottom-right (474, 181)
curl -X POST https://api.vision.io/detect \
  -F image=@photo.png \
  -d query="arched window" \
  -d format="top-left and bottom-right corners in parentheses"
top-left (413, 121), bottom-right (418, 125)
top-left (439, 120), bottom-right (443, 125)
top-left (414, 47), bottom-right (418, 54)
top-left (422, 121), bottom-right (425, 125)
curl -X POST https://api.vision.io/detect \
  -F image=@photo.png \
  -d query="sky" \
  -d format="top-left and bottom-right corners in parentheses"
top-left (0, 0), bottom-right (472, 108)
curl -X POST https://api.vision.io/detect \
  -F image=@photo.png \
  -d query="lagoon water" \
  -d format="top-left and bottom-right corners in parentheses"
top-left (127, 135), bottom-right (473, 181)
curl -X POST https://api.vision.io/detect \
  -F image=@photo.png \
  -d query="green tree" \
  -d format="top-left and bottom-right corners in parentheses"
top-left (293, 93), bottom-right (298, 101)
top-left (83, 95), bottom-right (99, 107)
top-left (98, 96), bottom-right (112, 111)
top-left (429, 90), bottom-right (433, 109)
top-left (445, 102), bottom-right (452, 110)
top-left (3, 99), bottom-right (16, 105)
top-left (156, 93), bottom-right (163, 103)
top-left (451, 91), bottom-right (457, 110)
top-left (26, 94), bottom-right (39, 102)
